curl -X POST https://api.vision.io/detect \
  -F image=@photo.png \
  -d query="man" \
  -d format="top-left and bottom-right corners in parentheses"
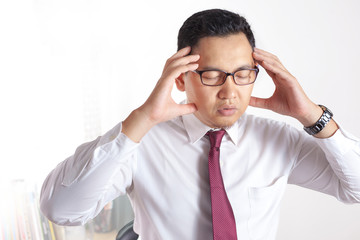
top-left (40, 9), bottom-right (360, 240)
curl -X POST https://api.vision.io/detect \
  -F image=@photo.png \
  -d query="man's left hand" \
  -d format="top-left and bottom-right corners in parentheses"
top-left (250, 48), bottom-right (321, 126)
top-left (250, 48), bottom-right (338, 137)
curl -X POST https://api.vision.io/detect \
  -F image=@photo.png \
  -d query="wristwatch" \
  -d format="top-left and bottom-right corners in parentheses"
top-left (303, 105), bottom-right (333, 135)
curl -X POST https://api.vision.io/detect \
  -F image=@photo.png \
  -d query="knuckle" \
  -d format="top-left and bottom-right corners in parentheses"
top-left (272, 55), bottom-right (279, 61)
top-left (165, 58), bottom-right (173, 65)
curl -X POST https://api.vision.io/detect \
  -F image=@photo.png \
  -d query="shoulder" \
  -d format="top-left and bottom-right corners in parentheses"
top-left (237, 113), bottom-right (305, 144)
top-left (143, 116), bottom-right (187, 142)
top-left (239, 113), bottom-right (289, 131)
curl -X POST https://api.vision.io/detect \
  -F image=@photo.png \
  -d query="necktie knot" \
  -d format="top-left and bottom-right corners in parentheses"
top-left (207, 130), bottom-right (226, 148)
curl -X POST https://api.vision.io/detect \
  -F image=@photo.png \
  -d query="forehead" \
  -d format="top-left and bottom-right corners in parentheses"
top-left (192, 33), bottom-right (254, 71)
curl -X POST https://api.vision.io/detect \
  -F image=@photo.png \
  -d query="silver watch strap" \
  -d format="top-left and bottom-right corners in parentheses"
top-left (303, 105), bottom-right (333, 135)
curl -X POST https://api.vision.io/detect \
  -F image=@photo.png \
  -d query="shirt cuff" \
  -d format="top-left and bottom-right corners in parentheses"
top-left (315, 125), bottom-right (359, 158)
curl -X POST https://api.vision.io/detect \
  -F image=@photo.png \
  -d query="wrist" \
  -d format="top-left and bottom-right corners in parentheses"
top-left (301, 104), bottom-right (339, 138)
top-left (297, 103), bottom-right (324, 127)
top-left (122, 108), bottom-right (156, 143)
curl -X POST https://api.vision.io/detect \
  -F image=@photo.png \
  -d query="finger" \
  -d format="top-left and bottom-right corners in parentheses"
top-left (253, 51), bottom-right (292, 83)
top-left (254, 48), bottom-right (282, 62)
top-left (163, 54), bottom-right (200, 79)
top-left (254, 54), bottom-right (287, 72)
top-left (168, 63), bottom-right (199, 82)
top-left (249, 96), bottom-right (270, 110)
top-left (254, 48), bottom-right (276, 57)
top-left (253, 49), bottom-right (287, 71)
top-left (260, 60), bottom-right (294, 83)
top-left (173, 46), bottom-right (192, 58)
top-left (164, 46), bottom-right (192, 69)
top-left (159, 63), bottom-right (199, 89)
top-left (163, 53), bottom-right (199, 76)
top-left (168, 54), bottom-right (200, 70)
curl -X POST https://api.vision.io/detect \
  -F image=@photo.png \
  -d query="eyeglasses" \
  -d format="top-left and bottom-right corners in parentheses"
top-left (192, 66), bottom-right (259, 86)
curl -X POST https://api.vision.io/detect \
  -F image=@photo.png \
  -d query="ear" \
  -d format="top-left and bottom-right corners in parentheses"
top-left (175, 73), bottom-right (186, 92)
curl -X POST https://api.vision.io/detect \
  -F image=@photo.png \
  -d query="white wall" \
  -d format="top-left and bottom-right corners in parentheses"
top-left (1, 0), bottom-right (359, 239)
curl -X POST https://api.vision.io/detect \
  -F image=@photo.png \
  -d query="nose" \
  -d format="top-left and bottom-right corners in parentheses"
top-left (218, 75), bottom-right (237, 99)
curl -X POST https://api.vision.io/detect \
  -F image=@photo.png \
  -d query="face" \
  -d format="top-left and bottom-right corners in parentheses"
top-left (176, 33), bottom-right (256, 128)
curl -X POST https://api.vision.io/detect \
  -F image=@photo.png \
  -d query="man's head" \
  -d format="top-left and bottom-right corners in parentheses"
top-left (177, 9), bottom-right (255, 51)
top-left (175, 9), bottom-right (257, 129)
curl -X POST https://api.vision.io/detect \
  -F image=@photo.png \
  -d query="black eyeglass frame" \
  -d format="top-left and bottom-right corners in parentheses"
top-left (192, 66), bottom-right (259, 86)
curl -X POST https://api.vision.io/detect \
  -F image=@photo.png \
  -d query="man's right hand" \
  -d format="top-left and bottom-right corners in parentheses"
top-left (122, 46), bottom-right (199, 142)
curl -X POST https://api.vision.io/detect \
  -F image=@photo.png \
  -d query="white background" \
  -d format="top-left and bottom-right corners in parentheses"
top-left (1, 0), bottom-right (360, 239)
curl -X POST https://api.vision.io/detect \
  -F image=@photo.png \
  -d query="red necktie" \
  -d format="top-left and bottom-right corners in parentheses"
top-left (207, 130), bottom-right (237, 240)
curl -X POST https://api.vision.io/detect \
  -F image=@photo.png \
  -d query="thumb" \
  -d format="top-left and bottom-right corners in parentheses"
top-left (249, 96), bottom-right (269, 110)
top-left (178, 103), bottom-right (198, 116)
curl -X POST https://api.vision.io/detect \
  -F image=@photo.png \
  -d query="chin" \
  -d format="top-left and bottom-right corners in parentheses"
top-left (212, 118), bottom-right (238, 129)
top-left (197, 111), bottom-right (241, 129)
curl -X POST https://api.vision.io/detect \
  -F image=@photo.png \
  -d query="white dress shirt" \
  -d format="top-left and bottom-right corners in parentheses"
top-left (40, 112), bottom-right (360, 240)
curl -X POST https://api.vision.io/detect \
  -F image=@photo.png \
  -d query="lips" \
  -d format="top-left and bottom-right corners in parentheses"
top-left (217, 105), bottom-right (238, 116)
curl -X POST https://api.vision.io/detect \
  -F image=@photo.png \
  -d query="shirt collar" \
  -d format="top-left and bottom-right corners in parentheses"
top-left (182, 113), bottom-right (240, 145)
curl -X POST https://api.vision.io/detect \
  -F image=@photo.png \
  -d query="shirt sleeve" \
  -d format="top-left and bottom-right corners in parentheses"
top-left (40, 121), bottom-right (139, 226)
top-left (288, 125), bottom-right (360, 203)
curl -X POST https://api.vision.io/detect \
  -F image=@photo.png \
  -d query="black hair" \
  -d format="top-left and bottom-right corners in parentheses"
top-left (177, 9), bottom-right (255, 51)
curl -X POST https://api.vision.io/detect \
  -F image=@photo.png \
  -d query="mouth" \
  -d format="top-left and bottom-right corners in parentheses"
top-left (217, 105), bottom-right (238, 116)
